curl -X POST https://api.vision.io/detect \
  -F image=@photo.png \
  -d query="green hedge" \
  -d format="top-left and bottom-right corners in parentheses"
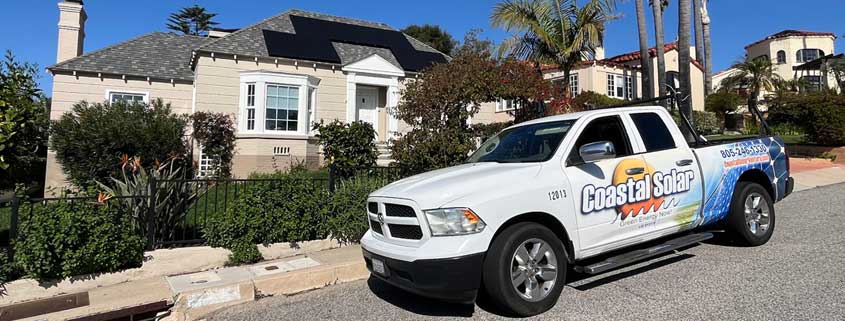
top-left (14, 200), bottom-right (145, 281)
top-left (768, 93), bottom-right (845, 145)
top-left (203, 171), bottom-right (386, 265)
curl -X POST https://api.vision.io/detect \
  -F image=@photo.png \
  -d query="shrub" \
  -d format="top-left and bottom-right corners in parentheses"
top-left (203, 170), bottom-right (329, 265)
top-left (226, 242), bottom-right (263, 266)
top-left (705, 91), bottom-right (742, 128)
top-left (312, 120), bottom-right (378, 178)
top-left (50, 99), bottom-right (188, 188)
top-left (391, 127), bottom-right (477, 174)
top-left (325, 176), bottom-right (385, 244)
top-left (191, 112), bottom-right (236, 178)
top-left (0, 248), bottom-right (16, 285)
top-left (768, 92), bottom-right (845, 145)
top-left (691, 111), bottom-right (721, 135)
top-left (569, 91), bottom-right (625, 111)
top-left (14, 200), bottom-right (145, 281)
top-left (97, 156), bottom-right (198, 245)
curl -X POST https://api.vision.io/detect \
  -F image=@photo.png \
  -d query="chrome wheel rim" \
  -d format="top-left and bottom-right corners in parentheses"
top-left (510, 238), bottom-right (558, 302)
top-left (744, 192), bottom-right (771, 236)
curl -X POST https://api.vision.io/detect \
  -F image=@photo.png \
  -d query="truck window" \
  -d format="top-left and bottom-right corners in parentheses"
top-left (568, 115), bottom-right (633, 163)
top-left (468, 120), bottom-right (576, 163)
top-left (630, 112), bottom-right (676, 152)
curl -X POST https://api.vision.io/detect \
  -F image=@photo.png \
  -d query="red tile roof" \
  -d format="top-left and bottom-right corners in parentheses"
top-left (540, 59), bottom-right (637, 71)
top-left (603, 43), bottom-right (705, 71)
top-left (745, 30), bottom-right (836, 49)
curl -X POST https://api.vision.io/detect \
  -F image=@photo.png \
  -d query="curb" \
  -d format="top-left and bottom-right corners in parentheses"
top-left (166, 255), bottom-right (369, 321)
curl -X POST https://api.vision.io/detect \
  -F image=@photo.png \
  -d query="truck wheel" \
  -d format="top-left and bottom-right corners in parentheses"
top-left (727, 182), bottom-right (776, 246)
top-left (482, 222), bottom-right (566, 316)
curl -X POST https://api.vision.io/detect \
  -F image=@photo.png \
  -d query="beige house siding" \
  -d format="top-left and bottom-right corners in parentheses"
top-left (46, 72), bottom-right (195, 191)
top-left (746, 36), bottom-right (835, 81)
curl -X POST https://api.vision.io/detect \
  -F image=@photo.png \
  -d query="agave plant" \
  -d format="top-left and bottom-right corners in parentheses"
top-left (98, 154), bottom-right (199, 246)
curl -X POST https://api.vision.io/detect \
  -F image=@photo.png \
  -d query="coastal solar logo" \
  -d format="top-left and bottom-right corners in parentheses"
top-left (581, 159), bottom-right (695, 220)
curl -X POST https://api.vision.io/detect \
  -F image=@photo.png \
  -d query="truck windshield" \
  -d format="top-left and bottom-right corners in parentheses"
top-left (468, 120), bottom-right (576, 163)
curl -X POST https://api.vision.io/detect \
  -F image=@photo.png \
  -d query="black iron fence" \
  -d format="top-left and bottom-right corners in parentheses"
top-left (0, 166), bottom-right (407, 258)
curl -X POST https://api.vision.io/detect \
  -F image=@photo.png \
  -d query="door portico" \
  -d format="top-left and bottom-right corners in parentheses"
top-left (343, 54), bottom-right (404, 141)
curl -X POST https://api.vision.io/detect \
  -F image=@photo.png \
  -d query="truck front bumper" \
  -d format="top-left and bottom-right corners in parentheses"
top-left (362, 247), bottom-right (484, 304)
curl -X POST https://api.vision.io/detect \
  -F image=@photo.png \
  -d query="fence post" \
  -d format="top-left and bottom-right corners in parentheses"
top-left (8, 196), bottom-right (19, 260)
top-left (147, 176), bottom-right (157, 250)
top-left (328, 165), bottom-right (336, 193)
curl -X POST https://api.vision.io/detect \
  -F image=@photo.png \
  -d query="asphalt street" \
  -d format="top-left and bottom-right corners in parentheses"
top-left (211, 183), bottom-right (845, 321)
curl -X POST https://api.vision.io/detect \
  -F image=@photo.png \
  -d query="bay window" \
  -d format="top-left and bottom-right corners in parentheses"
top-left (239, 71), bottom-right (320, 135)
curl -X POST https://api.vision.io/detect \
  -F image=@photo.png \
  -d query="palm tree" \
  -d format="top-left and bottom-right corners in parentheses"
top-left (166, 5), bottom-right (219, 36)
top-left (693, 0), bottom-right (705, 71)
top-left (650, 0), bottom-right (669, 101)
top-left (678, 0), bottom-right (693, 118)
top-left (491, 0), bottom-right (617, 102)
top-left (721, 57), bottom-right (782, 118)
top-left (701, 0), bottom-right (713, 94)
top-left (635, 0), bottom-right (653, 99)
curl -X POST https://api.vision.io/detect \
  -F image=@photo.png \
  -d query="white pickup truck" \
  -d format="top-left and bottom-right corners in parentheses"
top-left (361, 105), bottom-right (793, 316)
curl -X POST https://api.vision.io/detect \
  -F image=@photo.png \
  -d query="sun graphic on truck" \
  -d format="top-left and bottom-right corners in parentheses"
top-left (581, 158), bottom-right (695, 220)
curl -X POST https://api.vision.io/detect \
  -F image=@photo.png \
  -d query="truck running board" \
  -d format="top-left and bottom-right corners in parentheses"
top-left (573, 232), bottom-right (713, 275)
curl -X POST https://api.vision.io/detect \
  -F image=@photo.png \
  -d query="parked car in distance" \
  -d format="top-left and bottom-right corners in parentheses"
top-left (361, 105), bottom-right (793, 316)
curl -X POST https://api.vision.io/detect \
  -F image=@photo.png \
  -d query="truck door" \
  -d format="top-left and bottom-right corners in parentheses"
top-left (562, 114), bottom-right (646, 254)
top-left (627, 111), bottom-right (704, 234)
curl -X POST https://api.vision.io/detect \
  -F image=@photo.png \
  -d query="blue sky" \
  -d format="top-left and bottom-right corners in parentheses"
top-left (1, 0), bottom-right (842, 95)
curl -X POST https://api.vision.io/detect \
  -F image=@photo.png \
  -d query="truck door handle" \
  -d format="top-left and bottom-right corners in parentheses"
top-left (626, 167), bottom-right (645, 175)
top-left (676, 159), bottom-right (694, 166)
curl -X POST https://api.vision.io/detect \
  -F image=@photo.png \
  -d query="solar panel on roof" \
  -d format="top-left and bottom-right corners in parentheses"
top-left (263, 15), bottom-right (447, 72)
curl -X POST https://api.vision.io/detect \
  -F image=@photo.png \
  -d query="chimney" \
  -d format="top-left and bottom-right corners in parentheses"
top-left (595, 46), bottom-right (606, 60)
top-left (56, 0), bottom-right (86, 63)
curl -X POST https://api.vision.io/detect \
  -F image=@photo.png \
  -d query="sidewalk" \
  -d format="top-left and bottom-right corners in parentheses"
top-left (788, 158), bottom-right (845, 192)
top-left (0, 239), bottom-right (355, 321)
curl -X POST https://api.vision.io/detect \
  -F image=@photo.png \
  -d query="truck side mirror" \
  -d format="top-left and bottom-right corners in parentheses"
top-left (579, 141), bottom-right (616, 163)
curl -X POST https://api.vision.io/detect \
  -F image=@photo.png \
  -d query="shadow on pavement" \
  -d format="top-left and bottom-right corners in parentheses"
top-left (366, 277), bottom-right (475, 317)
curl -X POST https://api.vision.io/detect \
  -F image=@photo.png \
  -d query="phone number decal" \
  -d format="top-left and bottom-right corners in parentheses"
top-left (719, 144), bottom-right (767, 159)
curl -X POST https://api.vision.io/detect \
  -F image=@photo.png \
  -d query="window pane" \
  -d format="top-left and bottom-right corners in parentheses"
top-left (288, 121), bottom-right (298, 131)
top-left (570, 116), bottom-right (633, 160)
top-left (630, 113), bottom-right (676, 152)
top-left (266, 120), bottom-right (276, 130)
top-left (288, 110), bottom-right (298, 120)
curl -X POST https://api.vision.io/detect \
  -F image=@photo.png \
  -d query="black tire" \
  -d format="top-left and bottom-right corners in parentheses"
top-left (482, 222), bottom-right (567, 317)
top-left (727, 181), bottom-right (776, 246)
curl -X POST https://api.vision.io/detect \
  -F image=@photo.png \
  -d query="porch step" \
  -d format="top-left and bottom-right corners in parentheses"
top-left (573, 232), bottom-right (713, 275)
top-left (375, 142), bottom-right (394, 165)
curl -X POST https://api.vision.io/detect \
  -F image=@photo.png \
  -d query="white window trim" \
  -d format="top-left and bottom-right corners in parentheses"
top-left (105, 90), bottom-right (149, 104)
top-left (569, 74), bottom-right (579, 96)
top-left (496, 99), bottom-right (520, 112)
top-left (239, 71), bottom-right (320, 136)
top-left (606, 74), bottom-right (633, 99)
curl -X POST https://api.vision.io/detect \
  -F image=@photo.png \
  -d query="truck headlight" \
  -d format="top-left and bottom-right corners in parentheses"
top-left (424, 208), bottom-right (486, 236)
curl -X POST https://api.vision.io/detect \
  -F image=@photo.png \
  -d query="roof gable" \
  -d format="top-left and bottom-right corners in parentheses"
top-left (342, 54), bottom-right (405, 77)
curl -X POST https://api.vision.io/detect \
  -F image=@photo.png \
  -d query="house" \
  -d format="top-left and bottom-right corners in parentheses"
top-left (45, 0), bottom-right (510, 191)
top-left (541, 44), bottom-right (707, 111)
top-left (715, 30), bottom-right (838, 92)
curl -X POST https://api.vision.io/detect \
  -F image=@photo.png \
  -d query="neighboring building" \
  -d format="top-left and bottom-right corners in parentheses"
top-left (45, 1), bottom-right (509, 191)
top-left (542, 44), bottom-right (706, 111)
top-left (715, 30), bottom-right (838, 92)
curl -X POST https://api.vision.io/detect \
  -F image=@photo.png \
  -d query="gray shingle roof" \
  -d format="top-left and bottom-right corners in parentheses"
top-left (48, 32), bottom-right (210, 81)
top-left (197, 9), bottom-right (448, 70)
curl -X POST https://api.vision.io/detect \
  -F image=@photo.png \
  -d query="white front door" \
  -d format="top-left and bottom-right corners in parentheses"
top-left (356, 87), bottom-right (379, 138)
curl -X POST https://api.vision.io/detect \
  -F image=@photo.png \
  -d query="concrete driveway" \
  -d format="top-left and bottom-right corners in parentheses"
top-left (210, 183), bottom-right (845, 321)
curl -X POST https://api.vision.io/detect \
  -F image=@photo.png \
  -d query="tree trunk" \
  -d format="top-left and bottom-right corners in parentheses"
top-left (693, 0), bottom-right (705, 70)
top-left (678, 0), bottom-right (693, 119)
top-left (702, 0), bottom-right (713, 94)
top-left (651, 1), bottom-right (668, 102)
top-left (635, 0), bottom-right (653, 99)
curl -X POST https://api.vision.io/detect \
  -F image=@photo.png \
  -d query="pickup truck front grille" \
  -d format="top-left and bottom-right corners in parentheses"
top-left (368, 199), bottom-right (426, 243)
top-left (370, 220), bottom-right (383, 234)
top-left (387, 224), bottom-right (423, 240)
top-left (385, 204), bottom-right (416, 217)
